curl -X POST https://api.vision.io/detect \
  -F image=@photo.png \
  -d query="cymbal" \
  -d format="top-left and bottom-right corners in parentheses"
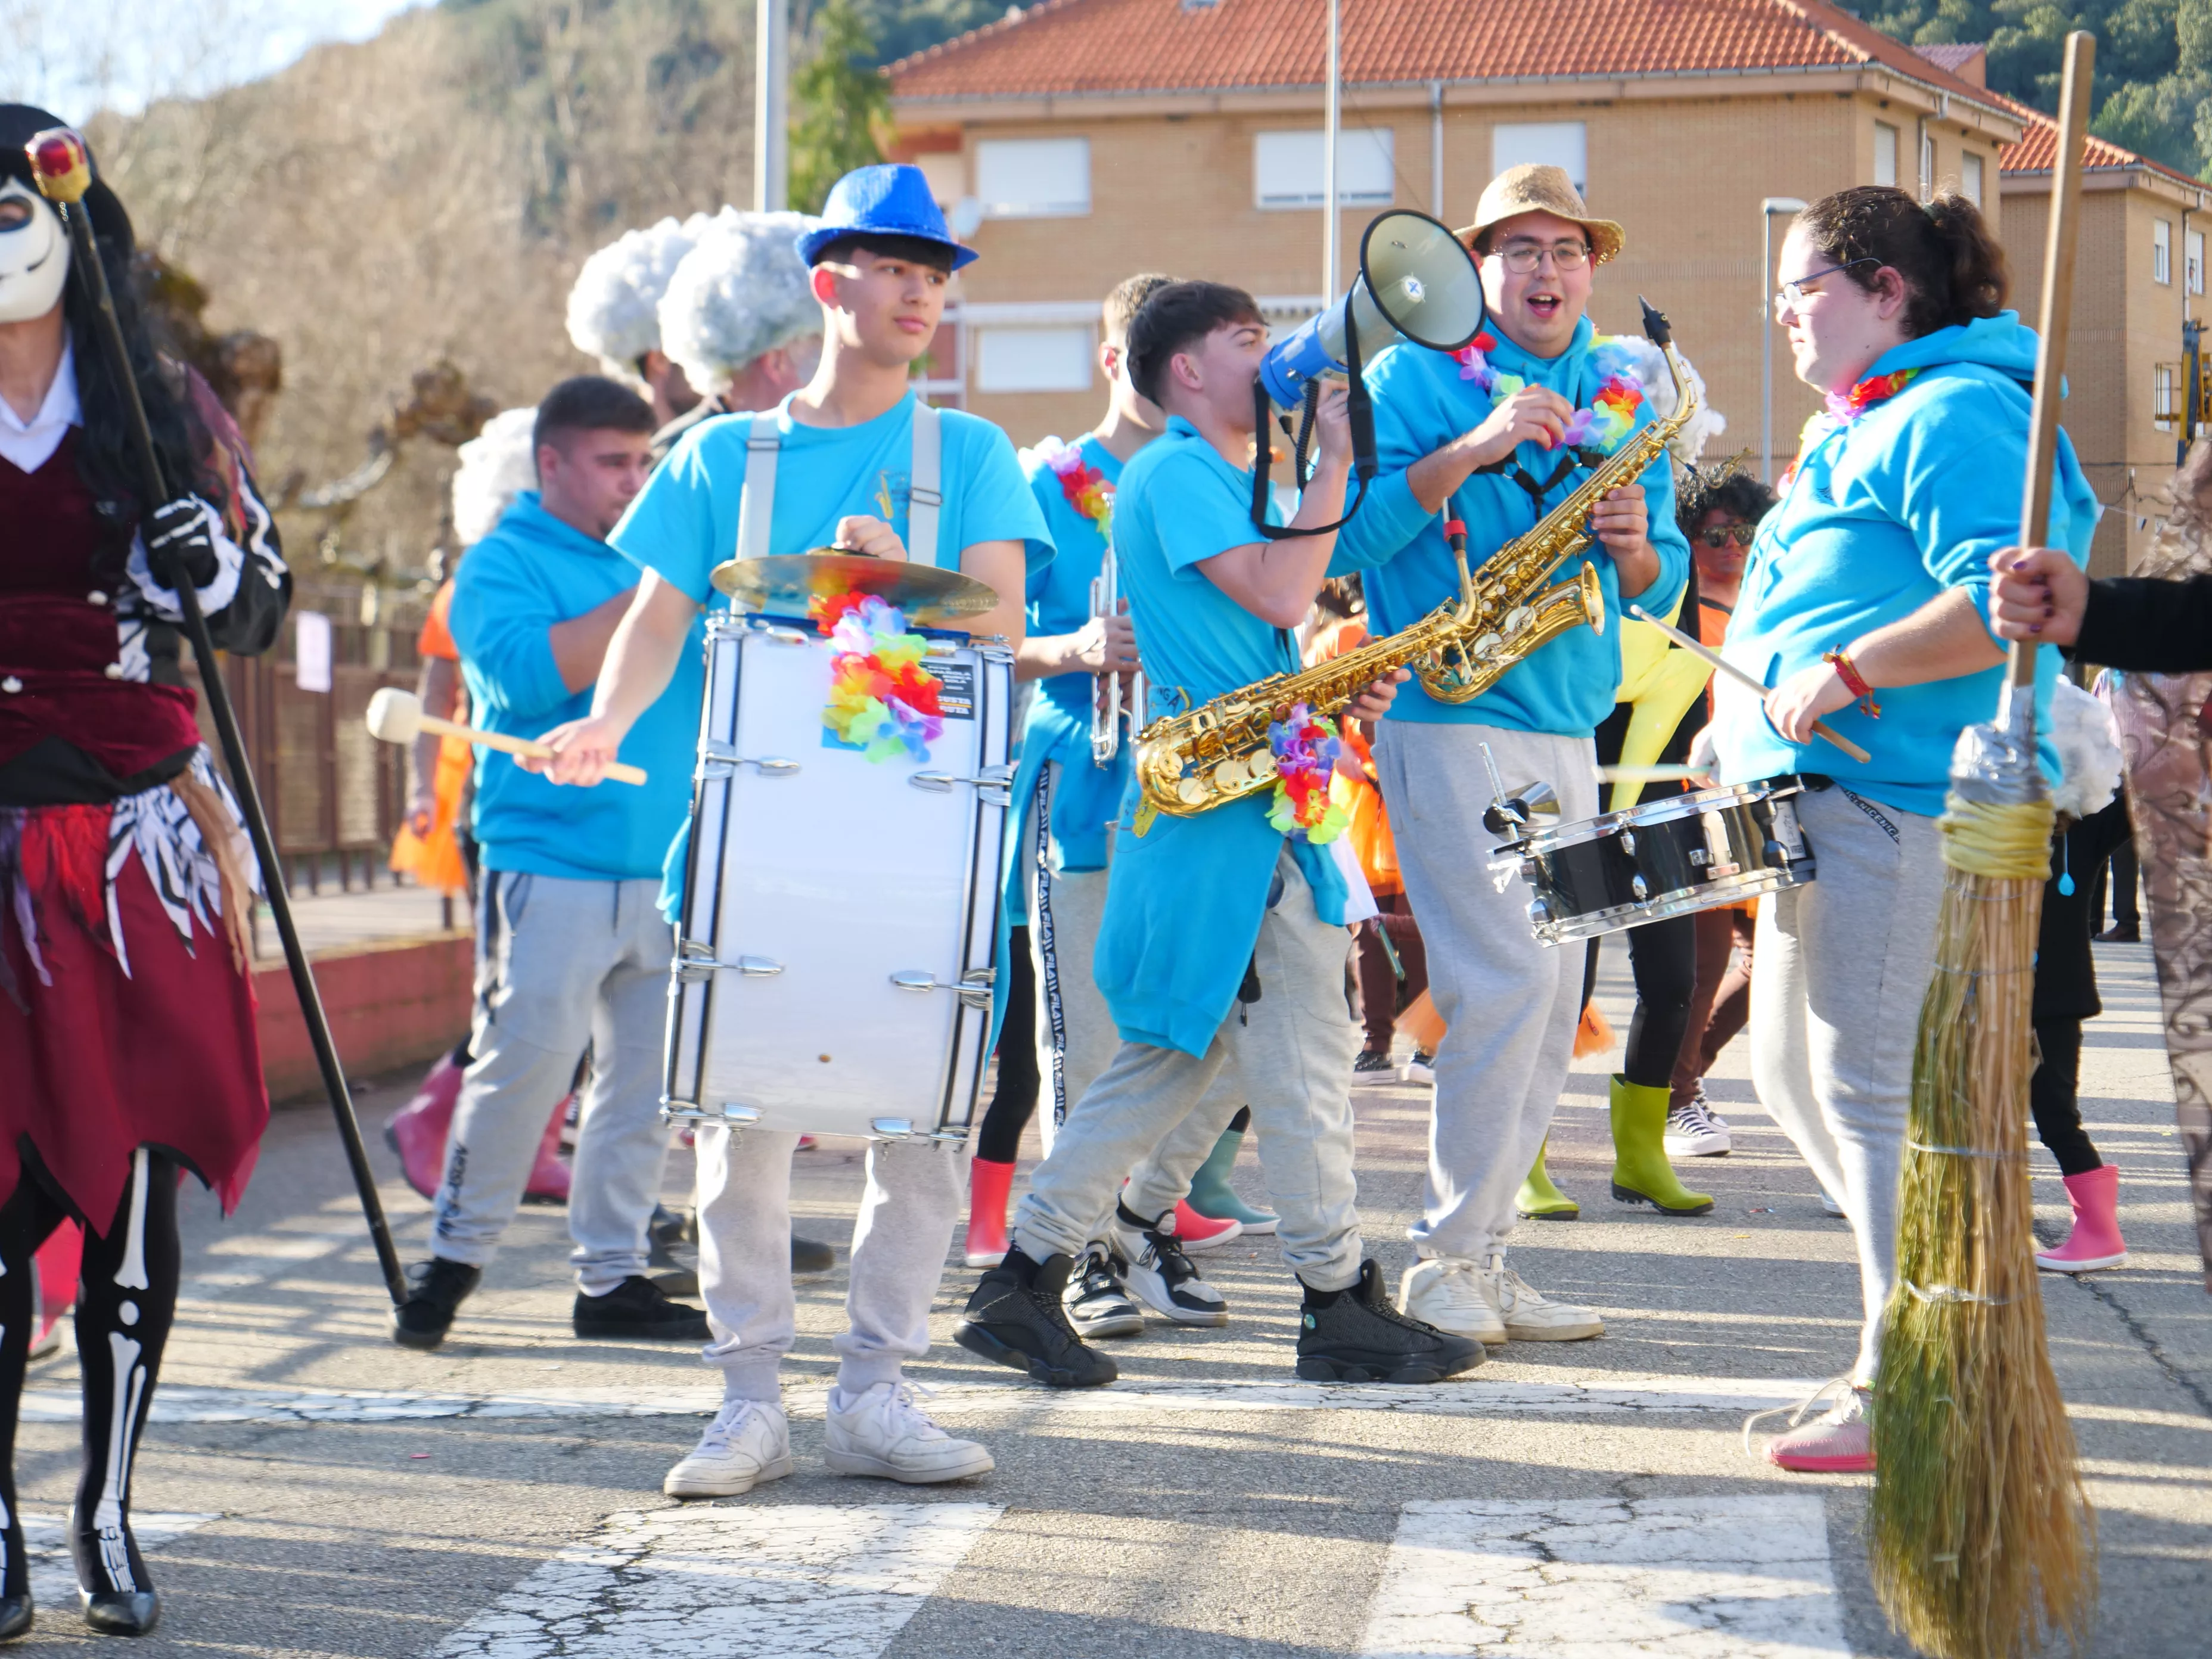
top-left (710, 550), bottom-right (1000, 628)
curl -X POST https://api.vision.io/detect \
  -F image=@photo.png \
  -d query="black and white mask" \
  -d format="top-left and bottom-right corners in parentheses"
top-left (0, 179), bottom-right (69, 324)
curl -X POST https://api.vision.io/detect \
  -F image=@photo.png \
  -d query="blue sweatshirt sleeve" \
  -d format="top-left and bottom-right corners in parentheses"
top-left (1330, 349), bottom-right (1450, 574)
top-left (1878, 377), bottom-right (2036, 617)
top-left (609, 427), bottom-right (721, 604)
top-left (448, 542), bottom-right (569, 720)
top-left (1633, 426), bottom-right (1690, 621)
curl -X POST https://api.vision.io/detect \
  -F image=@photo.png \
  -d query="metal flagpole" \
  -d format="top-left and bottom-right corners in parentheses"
top-left (757, 0), bottom-right (790, 211)
top-left (1323, 0), bottom-right (1341, 297)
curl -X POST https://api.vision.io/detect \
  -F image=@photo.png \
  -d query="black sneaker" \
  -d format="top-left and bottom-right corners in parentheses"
top-left (1353, 1049), bottom-right (1394, 1075)
top-left (1295, 1259), bottom-right (1486, 1383)
top-left (1106, 1201), bottom-right (1228, 1326)
top-left (956, 1249), bottom-right (1119, 1388)
top-left (392, 1257), bottom-right (481, 1351)
top-left (1062, 1245), bottom-right (1144, 1339)
top-left (574, 1275), bottom-right (712, 1340)
top-left (791, 1233), bottom-right (835, 1275)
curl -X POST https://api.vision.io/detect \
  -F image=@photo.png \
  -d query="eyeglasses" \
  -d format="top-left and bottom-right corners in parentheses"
top-left (1698, 523), bottom-right (1757, 548)
top-left (1491, 240), bottom-right (1591, 274)
top-left (1772, 257), bottom-right (1878, 313)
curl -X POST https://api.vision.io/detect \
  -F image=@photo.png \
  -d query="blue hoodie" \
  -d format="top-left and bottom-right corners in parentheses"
top-left (448, 492), bottom-right (702, 882)
top-left (1711, 313), bottom-right (2101, 819)
top-left (1331, 313), bottom-right (1691, 735)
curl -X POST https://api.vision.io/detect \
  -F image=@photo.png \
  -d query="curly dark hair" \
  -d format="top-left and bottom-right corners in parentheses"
top-left (1795, 185), bottom-right (2009, 340)
top-left (1675, 457), bottom-right (1778, 538)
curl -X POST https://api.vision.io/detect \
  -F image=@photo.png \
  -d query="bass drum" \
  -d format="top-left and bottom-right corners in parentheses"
top-left (663, 611), bottom-right (1014, 1142)
top-left (1508, 774), bottom-right (1818, 946)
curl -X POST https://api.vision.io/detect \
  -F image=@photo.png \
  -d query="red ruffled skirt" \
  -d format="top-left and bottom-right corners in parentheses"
top-left (0, 784), bottom-right (268, 1227)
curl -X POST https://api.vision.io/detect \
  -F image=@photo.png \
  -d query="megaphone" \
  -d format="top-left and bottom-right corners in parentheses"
top-left (1259, 209), bottom-right (1486, 409)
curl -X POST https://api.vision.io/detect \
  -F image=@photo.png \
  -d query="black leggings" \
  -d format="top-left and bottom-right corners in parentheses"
top-left (1583, 915), bottom-right (1700, 1090)
top-left (0, 1149), bottom-right (180, 1601)
top-left (2031, 1018), bottom-right (2102, 1177)
top-left (975, 928), bottom-right (1041, 1164)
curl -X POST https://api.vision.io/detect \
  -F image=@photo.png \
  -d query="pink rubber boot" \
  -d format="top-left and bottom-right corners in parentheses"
top-left (2036, 1165), bottom-right (2127, 1272)
top-left (965, 1158), bottom-right (1016, 1268)
top-left (523, 1095), bottom-right (574, 1204)
top-left (386, 1055), bottom-right (463, 1200)
top-left (1172, 1200), bottom-right (1242, 1253)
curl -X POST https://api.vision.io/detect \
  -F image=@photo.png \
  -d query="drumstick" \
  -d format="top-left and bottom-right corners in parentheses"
top-left (365, 687), bottom-right (648, 786)
top-left (1626, 605), bottom-right (1873, 765)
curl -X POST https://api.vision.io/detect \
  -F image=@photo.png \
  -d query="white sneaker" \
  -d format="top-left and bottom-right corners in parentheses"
top-left (1399, 1051), bottom-right (1436, 1086)
top-left (1397, 1256), bottom-right (1506, 1345)
top-left (1664, 1093), bottom-right (1732, 1158)
top-left (663, 1397), bottom-right (793, 1498)
top-left (824, 1381), bottom-right (995, 1484)
top-left (1477, 1254), bottom-right (1605, 1341)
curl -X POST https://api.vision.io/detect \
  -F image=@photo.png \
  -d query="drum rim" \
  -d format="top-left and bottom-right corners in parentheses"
top-left (1532, 860), bottom-right (1816, 945)
top-left (1516, 773), bottom-right (1808, 856)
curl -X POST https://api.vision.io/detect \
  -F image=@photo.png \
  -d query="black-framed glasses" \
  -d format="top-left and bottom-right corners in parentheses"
top-left (1493, 239), bottom-right (1591, 274)
top-left (1698, 523), bottom-right (1757, 548)
top-left (1773, 257), bottom-right (1878, 313)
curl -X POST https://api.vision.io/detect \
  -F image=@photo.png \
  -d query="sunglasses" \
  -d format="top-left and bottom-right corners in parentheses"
top-left (1698, 523), bottom-right (1756, 548)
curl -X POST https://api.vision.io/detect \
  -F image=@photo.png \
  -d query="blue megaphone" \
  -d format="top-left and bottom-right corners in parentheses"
top-left (1259, 209), bottom-right (1487, 409)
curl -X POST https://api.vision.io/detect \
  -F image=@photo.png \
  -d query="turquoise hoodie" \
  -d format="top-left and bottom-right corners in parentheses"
top-left (1711, 313), bottom-right (2100, 819)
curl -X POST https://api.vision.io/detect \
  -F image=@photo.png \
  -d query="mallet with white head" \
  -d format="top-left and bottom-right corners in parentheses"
top-left (366, 687), bottom-right (648, 785)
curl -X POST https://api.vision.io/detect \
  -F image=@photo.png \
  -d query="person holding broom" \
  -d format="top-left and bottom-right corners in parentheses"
top-left (1705, 185), bottom-right (2099, 1473)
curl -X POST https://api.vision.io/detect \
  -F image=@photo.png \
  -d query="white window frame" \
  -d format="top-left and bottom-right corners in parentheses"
top-left (2154, 362), bottom-right (2177, 428)
top-left (973, 324), bottom-right (1095, 394)
top-left (1253, 128), bottom-right (1396, 210)
top-left (2154, 219), bottom-right (2173, 286)
top-left (973, 137), bottom-right (1091, 219)
top-left (1874, 122), bottom-right (1899, 188)
top-left (2188, 228), bottom-right (2205, 296)
top-left (1491, 121), bottom-right (1587, 197)
top-left (1961, 151), bottom-right (1984, 207)
top-left (1919, 128), bottom-right (1935, 201)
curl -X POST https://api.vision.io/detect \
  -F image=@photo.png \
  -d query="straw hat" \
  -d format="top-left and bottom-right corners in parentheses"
top-left (1455, 164), bottom-right (1624, 265)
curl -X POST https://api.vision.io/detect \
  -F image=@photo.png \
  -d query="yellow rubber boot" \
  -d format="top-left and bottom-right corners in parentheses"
top-left (1609, 1075), bottom-right (1714, 1215)
top-left (1515, 1136), bottom-right (1579, 1220)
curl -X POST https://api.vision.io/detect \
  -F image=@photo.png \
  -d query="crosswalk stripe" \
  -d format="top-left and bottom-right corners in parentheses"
top-left (1359, 1496), bottom-right (1848, 1658)
top-left (430, 1502), bottom-right (1002, 1659)
top-left (26, 1375), bottom-right (1824, 1426)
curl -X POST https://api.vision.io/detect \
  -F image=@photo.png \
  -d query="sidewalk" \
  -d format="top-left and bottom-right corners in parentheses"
top-left (252, 879), bottom-right (464, 960)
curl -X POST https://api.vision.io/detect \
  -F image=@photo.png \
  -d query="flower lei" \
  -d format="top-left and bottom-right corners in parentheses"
top-left (1825, 367), bottom-right (1921, 423)
top-left (1450, 332), bottom-right (1645, 455)
top-left (1045, 440), bottom-right (1114, 538)
top-left (810, 591), bottom-right (944, 763)
top-left (1265, 703), bottom-right (1352, 844)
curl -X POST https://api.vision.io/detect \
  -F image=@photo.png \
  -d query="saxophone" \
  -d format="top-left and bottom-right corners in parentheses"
top-left (1130, 299), bottom-right (1697, 835)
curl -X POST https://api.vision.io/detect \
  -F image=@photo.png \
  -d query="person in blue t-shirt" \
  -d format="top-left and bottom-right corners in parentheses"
top-left (393, 375), bottom-right (713, 1354)
top-left (533, 166), bottom-right (1047, 1499)
top-left (1329, 166), bottom-right (1692, 1350)
top-left (956, 281), bottom-right (1485, 1390)
top-left (1711, 187), bottom-right (2096, 1475)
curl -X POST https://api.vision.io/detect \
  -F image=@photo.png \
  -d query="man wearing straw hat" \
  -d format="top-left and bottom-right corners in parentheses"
top-left (1332, 164), bottom-right (1691, 1346)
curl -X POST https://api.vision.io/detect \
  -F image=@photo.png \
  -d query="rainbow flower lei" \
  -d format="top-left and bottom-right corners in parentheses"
top-left (1451, 331), bottom-right (1644, 455)
top-left (1825, 366), bottom-right (1921, 423)
top-left (810, 591), bottom-right (945, 763)
top-left (1265, 703), bottom-right (1353, 844)
top-left (1045, 441), bottom-right (1114, 538)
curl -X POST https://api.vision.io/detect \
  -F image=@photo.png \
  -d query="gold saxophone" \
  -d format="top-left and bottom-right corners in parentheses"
top-left (1131, 299), bottom-right (1697, 836)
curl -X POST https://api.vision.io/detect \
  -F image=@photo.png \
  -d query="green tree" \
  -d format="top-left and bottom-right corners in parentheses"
top-left (789, 0), bottom-right (888, 214)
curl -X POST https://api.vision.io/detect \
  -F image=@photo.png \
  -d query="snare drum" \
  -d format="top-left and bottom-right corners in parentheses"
top-left (1504, 774), bottom-right (1817, 946)
top-left (662, 611), bottom-right (1015, 1141)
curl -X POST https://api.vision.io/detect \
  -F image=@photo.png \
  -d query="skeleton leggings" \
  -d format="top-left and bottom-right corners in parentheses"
top-left (0, 1149), bottom-right (178, 1601)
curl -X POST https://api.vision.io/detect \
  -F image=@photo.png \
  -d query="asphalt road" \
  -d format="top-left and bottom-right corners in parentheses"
top-left (7, 938), bottom-right (2205, 1657)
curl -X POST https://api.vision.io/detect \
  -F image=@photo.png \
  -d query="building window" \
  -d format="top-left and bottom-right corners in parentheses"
top-left (974, 325), bottom-right (1093, 393)
top-left (2155, 219), bottom-right (2173, 285)
top-left (1961, 152), bottom-right (1984, 206)
top-left (1919, 128), bottom-right (1934, 200)
top-left (2189, 229), bottom-right (2205, 296)
top-left (1874, 123), bottom-right (1898, 188)
top-left (974, 138), bottom-right (1091, 218)
top-left (1253, 128), bottom-right (1395, 209)
top-left (1492, 122), bottom-right (1587, 196)
top-left (2154, 362), bottom-right (2177, 429)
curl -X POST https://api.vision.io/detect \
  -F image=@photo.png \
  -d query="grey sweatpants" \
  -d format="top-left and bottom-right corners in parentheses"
top-left (432, 870), bottom-right (673, 1294)
top-left (1014, 846), bottom-right (1363, 1290)
top-left (1374, 721), bottom-right (1600, 1265)
top-left (1027, 760), bottom-right (1244, 1212)
top-left (1750, 782), bottom-right (1943, 1384)
top-left (697, 1129), bottom-right (964, 1403)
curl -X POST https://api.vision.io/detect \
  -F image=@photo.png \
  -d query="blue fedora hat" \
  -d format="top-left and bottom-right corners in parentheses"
top-left (794, 163), bottom-right (978, 271)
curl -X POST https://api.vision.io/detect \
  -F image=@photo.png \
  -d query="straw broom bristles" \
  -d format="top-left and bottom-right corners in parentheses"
top-left (1870, 791), bottom-right (2096, 1659)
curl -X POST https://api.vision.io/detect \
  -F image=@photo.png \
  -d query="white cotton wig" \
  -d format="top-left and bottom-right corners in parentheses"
top-left (564, 213), bottom-right (716, 382)
top-left (657, 210), bottom-right (823, 396)
top-left (2051, 673), bottom-right (2124, 821)
top-left (1604, 335), bottom-right (1729, 466)
top-left (451, 408), bottom-right (540, 548)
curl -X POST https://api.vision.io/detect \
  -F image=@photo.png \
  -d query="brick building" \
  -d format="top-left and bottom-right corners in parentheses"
top-left (888, 0), bottom-right (2210, 576)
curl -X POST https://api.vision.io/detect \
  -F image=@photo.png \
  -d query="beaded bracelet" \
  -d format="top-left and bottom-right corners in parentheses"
top-left (1823, 648), bottom-right (1881, 719)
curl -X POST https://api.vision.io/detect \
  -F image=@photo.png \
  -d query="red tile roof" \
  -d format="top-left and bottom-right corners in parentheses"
top-left (1996, 100), bottom-right (2202, 185)
top-left (889, 0), bottom-right (2006, 113)
top-left (1910, 42), bottom-right (1985, 80)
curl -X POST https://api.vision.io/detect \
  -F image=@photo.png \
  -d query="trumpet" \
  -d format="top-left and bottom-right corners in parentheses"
top-left (1089, 546), bottom-right (1147, 765)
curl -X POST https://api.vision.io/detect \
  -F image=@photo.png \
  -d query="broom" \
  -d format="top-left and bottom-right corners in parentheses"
top-left (1868, 30), bottom-right (2099, 1659)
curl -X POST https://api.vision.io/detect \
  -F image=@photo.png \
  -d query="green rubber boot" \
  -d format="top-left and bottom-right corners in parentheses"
top-left (1609, 1075), bottom-right (1714, 1215)
top-left (1186, 1124), bottom-right (1278, 1234)
top-left (1515, 1136), bottom-right (1579, 1220)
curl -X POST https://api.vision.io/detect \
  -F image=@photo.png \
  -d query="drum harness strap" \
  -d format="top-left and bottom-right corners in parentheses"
top-left (732, 401), bottom-right (943, 568)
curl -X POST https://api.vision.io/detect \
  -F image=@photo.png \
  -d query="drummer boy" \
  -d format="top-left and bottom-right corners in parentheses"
top-left (535, 164), bottom-right (1050, 1499)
